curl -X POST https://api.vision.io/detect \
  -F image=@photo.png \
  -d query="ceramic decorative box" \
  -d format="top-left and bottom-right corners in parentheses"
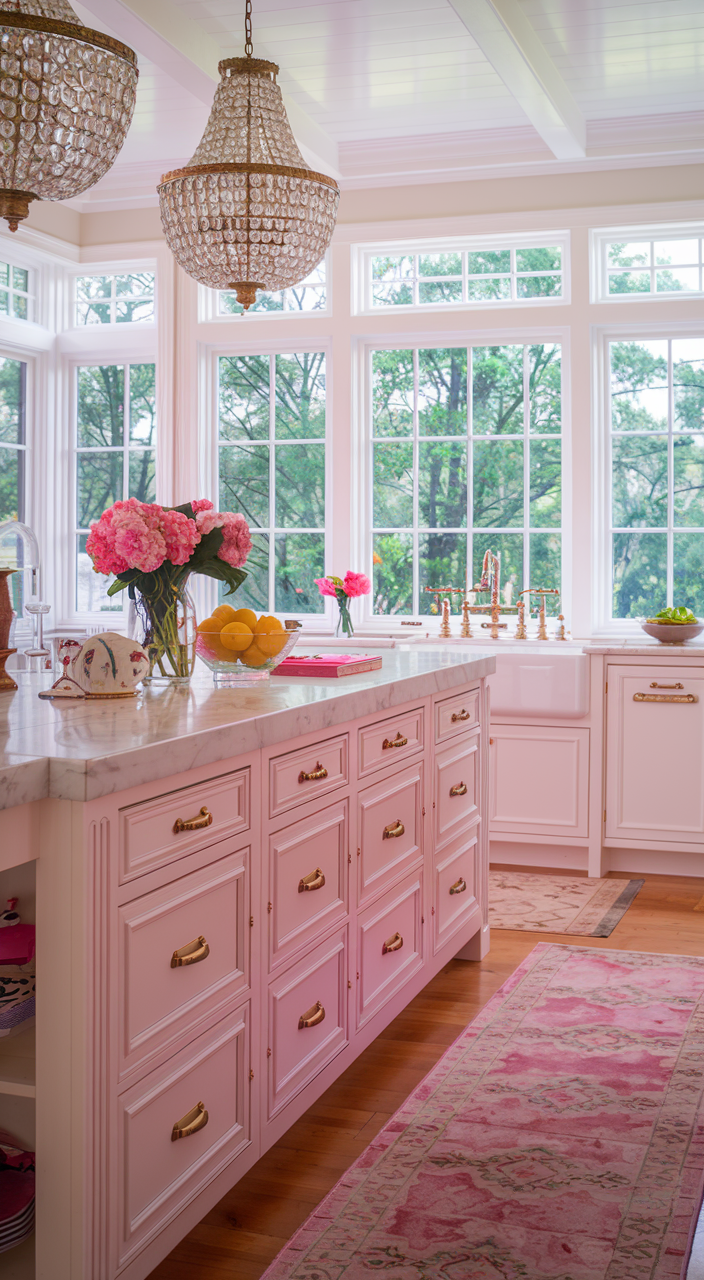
top-left (40, 632), bottom-right (150, 699)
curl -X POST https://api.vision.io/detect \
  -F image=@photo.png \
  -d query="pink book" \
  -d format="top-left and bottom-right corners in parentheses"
top-left (273, 653), bottom-right (382, 678)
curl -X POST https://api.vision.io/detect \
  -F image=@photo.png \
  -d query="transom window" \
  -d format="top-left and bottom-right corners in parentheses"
top-left (607, 238), bottom-right (703, 297)
top-left (75, 363), bottom-right (156, 612)
top-left (0, 263), bottom-right (32, 321)
top-left (609, 337), bottom-right (704, 619)
top-left (75, 272), bottom-right (155, 325)
top-left (218, 351), bottom-right (327, 614)
top-left (366, 241), bottom-right (564, 310)
top-left (370, 344), bottom-right (562, 617)
top-left (220, 262), bottom-right (327, 316)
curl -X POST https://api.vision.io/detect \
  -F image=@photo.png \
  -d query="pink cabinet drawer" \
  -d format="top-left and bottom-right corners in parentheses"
top-left (357, 760), bottom-right (423, 907)
top-left (434, 834), bottom-right (479, 954)
top-left (434, 731), bottom-right (480, 853)
top-left (119, 769), bottom-right (249, 883)
top-left (268, 925), bottom-right (348, 1119)
top-left (118, 1004), bottom-right (251, 1268)
top-left (269, 735), bottom-right (348, 819)
top-left (358, 706), bottom-right (424, 778)
top-left (117, 848), bottom-right (250, 1079)
top-left (357, 872), bottom-right (423, 1030)
top-left (435, 688), bottom-right (480, 744)
top-left (268, 799), bottom-right (349, 972)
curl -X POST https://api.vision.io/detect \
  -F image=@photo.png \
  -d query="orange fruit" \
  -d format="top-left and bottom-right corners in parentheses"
top-left (239, 642), bottom-right (269, 668)
top-left (254, 614), bottom-right (283, 635)
top-left (220, 621), bottom-right (253, 652)
top-left (255, 629), bottom-right (289, 657)
top-left (231, 608), bottom-right (257, 630)
top-left (212, 604), bottom-right (237, 625)
top-left (196, 617), bottom-right (232, 662)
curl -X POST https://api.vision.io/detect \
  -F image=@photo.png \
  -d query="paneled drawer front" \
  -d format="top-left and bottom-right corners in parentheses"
top-left (358, 761), bottom-right (423, 907)
top-left (120, 770), bottom-right (249, 884)
top-left (269, 799), bottom-right (348, 972)
top-left (118, 848), bottom-right (249, 1079)
top-left (434, 834), bottom-right (479, 954)
top-left (268, 926), bottom-right (348, 1119)
top-left (357, 872), bottom-right (423, 1030)
top-left (435, 688), bottom-right (480, 744)
top-left (358, 706), bottom-right (424, 778)
top-left (434, 731), bottom-right (480, 853)
top-left (118, 1004), bottom-right (250, 1267)
top-left (269, 735), bottom-right (348, 819)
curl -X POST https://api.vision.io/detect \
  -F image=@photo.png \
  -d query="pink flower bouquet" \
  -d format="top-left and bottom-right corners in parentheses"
top-left (314, 571), bottom-right (371, 637)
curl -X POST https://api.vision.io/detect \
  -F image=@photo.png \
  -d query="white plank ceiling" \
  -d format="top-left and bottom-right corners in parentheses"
top-left (70, 0), bottom-right (703, 210)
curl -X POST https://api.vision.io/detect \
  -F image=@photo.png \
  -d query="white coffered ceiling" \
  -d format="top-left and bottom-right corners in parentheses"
top-left (70, 0), bottom-right (704, 211)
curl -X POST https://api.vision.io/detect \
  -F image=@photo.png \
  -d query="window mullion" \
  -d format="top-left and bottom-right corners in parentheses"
top-left (523, 345), bottom-right (530, 595)
top-left (667, 339), bottom-right (674, 608)
top-left (269, 354), bottom-right (276, 613)
top-left (467, 346), bottom-right (473, 594)
top-left (123, 364), bottom-right (130, 500)
top-left (413, 347), bottom-right (419, 616)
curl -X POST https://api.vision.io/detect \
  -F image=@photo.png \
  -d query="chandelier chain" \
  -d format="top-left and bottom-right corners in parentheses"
top-left (244, 0), bottom-right (253, 56)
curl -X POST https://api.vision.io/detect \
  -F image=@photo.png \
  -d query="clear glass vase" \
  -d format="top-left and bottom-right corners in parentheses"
top-left (129, 577), bottom-right (197, 686)
top-left (335, 597), bottom-right (354, 639)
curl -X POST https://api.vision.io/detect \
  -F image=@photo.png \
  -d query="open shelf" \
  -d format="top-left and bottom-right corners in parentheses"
top-left (2, 1231), bottom-right (34, 1278)
top-left (0, 1024), bottom-right (35, 1099)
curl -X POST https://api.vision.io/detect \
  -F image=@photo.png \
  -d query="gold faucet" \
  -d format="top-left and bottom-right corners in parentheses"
top-left (476, 550), bottom-right (506, 640)
top-left (518, 587), bottom-right (560, 640)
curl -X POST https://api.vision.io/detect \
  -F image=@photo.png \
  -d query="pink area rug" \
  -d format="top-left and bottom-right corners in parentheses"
top-left (263, 944), bottom-right (704, 1280)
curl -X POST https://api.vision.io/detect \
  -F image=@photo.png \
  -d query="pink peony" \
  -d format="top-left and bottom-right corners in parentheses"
top-left (191, 499), bottom-right (214, 514)
top-left (315, 577), bottom-right (338, 598)
top-left (343, 571), bottom-right (371, 598)
top-left (217, 512), bottom-right (252, 568)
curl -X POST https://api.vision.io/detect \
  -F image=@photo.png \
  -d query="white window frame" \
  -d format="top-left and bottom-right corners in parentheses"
top-left (198, 250), bottom-right (331, 323)
top-left (590, 222), bottom-right (704, 304)
top-left (0, 260), bottom-right (35, 324)
top-left (354, 231), bottom-right (571, 317)
top-left (591, 318), bottom-right (704, 635)
top-left (70, 265), bottom-right (157, 330)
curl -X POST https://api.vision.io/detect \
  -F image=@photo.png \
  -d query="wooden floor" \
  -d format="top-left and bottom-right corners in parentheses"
top-left (148, 870), bottom-right (704, 1280)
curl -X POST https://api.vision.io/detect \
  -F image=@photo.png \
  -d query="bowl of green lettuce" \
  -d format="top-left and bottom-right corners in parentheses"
top-left (642, 607), bottom-right (704, 644)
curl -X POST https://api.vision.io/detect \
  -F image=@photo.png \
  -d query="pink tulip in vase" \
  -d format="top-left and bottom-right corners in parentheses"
top-left (314, 572), bottom-right (371, 638)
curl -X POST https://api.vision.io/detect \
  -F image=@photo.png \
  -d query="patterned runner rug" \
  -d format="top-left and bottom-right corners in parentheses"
top-left (489, 870), bottom-right (645, 935)
top-left (263, 944), bottom-right (704, 1280)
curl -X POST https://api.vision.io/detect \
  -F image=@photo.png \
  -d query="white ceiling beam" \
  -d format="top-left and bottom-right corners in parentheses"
top-left (448, 0), bottom-right (586, 160)
top-left (77, 0), bottom-right (341, 176)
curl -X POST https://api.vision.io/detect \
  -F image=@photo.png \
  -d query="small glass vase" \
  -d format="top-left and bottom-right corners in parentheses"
top-left (335, 597), bottom-right (354, 639)
top-left (129, 578), bottom-right (197, 686)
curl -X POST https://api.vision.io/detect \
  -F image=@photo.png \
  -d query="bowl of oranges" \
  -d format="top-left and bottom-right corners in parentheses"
top-left (196, 605), bottom-right (300, 685)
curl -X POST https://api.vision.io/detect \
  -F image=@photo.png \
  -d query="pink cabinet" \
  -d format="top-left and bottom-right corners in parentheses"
top-left (267, 799), bottom-right (349, 972)
top-left (358, 706), bottom-right (424, 778)
top-left (356, 871), bottom-right (423, 1030)
top-left (433, 833), bottom-right (479, 953)
top-left (489, 723), bottom-right (590, 838)
top-left (269, 734), bottom-right (348, 818)
top-left (119, 768), bottom-right (250, 883)
top-left (357, 760), bottom-right (424, 906)
top-left (434, 730), bottom-right (480, 852)
top-left (435, 687), bottom-right (480, 743)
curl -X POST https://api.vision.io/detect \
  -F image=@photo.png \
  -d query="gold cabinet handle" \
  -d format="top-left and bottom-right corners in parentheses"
top-left (171, 1100), bottom-right (208, 1142)
top-left (383, 819), bottom-right (405, 839)
top-left (650, 682), bottom-right (684, 690)
top-left (382, 932), bottom-right (403, 954)
top-left (382, 731), bottom-right (408, 749)
top-left (449, 781), bottom-right (467, 797)
top-left (171, 935), bottom-right (210, 968)
top-left (298, 1000), bottom-right (325, 1029)
top-left (451, 709), bottom-right (470, 723)
top-left (298, 762), bottom-right (328, 783)
top-left (450, 877), bottom-right (467, 895)
top-left (298, 868), bottom-right (326, 893)
top-left (173, 805), bottom-right (213, 834)
top-left (634, 692), bottom-right (697, 704)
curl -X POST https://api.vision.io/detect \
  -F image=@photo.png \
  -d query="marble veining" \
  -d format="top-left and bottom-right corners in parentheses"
top-left (584, 642), bottom-right (704, 656)
top-left (0, 651), bottom-right (494, 809)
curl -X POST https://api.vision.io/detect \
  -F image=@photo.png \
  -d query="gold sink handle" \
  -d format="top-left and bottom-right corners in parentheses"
top-left (299, 1000), bottom-right (325, 1029)
top-left (298, 868), bottom-right (326, 893)
top-left (450, 877), bottom-right (467, 895)
top-left (449, 781), bottom-right (467, 797)
top-left (173, 805), bottom-right (212, 834)
top-left (383, 819), bottom-right (405, 839)
top-left (382, 731), bottom-right (408, 749)
top-left (171, 1100), bottom-right (208, 1141)
top-left (299, 763), bottom-right (328, 783)
top-left (451, 709), bottom-right (470, 723)
top-left (382, 932), bottom-right (403, 954)
top-left (171, 935), bottom-right (210, 968)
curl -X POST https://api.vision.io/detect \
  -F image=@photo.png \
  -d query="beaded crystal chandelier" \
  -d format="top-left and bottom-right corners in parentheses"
top-left (158, 0), bottom-right (339, 312)
top-left (0, 0), bottom-right (138, 231)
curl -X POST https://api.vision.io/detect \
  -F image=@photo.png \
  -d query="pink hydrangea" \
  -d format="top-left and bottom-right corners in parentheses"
top-left (85, 507), bottom-right (128, 576)
top-left (196, 509), bottom-right (225, 536)
top-left (160, 508), bottom-right (200, 565)
top-left (112, 503), bottom-right (166, 573)
top-left (191, 499), bottom-right (214, 514)
top-left (343, 571), bottom-right (371, 598)
top-left (315, 577), bottom-right (338, 598)
top-left (217, 512), bottom-right (252, 568)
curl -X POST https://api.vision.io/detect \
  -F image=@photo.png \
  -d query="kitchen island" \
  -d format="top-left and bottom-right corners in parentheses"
top-left (0, 649), bottom-right (494, 1280)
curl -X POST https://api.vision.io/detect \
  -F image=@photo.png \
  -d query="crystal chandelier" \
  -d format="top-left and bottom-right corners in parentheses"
top-left (158, 0), bottom-right (339, 312)
top-left (0, 0), bottom-right (138, 231)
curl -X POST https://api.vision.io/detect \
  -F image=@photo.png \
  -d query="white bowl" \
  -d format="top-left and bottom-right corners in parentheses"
top-left (641, 621), bottom-right (704, 644)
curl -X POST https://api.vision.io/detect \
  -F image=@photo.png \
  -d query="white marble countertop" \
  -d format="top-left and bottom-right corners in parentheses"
top-left (583, 641), bottom-right (704, 656)
top-left (0, 649), bottom-right (494, 810)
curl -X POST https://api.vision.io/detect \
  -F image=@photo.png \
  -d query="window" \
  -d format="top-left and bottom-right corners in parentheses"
top-left (608, 336), bottom-right (704, 619)
top-left (218, 352), bottom-right (327, 614)
top-left (74, 272), bottom-right (155, 325)
top-left (370, 344), bottom-right (562, 617)
top-left (75, 363), bottom-right (156, 612)
top-left (219, 261), bottom-right (327, 316)
top-left (365, 240), bottom-right (565, 311)
top-left (592, 226), bottom-right (704, 301)
top-left (0, 356), bottom-right (27, 616)
top-left (0, 263), bottom-right (32, 321)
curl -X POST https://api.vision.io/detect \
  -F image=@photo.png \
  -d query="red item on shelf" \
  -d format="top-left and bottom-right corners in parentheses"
top-left (272, 653), bottom-right (382, 678)
top-left (0, 924), bottom-right (35, 967)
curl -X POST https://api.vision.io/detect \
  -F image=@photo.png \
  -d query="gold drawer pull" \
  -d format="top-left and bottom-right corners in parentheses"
top-left (171, 935), bottom-right (210, 968)
top-left (451, 709), bottom-right (470, 723)
top-left (383, 819), bottom-right (405, 839)
top-left (449, 781), bottom-right (467, 797)
top-left (173, 805), bottom-right (212, 834)
top-left (450, 877), bottom-right (467, 895)
top-left (634, 692), bottom-right (697, 704)
top-left (650, 682), bottom-right (683, 690)
top-left (299, 1000), bottom-right (325, 1029)
top-left (298, 868), bottom-right (326, 893)
top-left (382, 731), bottom-right (408, 750)
top-left (171, 1101), bottom-right (208, 1142)
top-left (299, 762), bottom-right (328, 783)
top-left (382, 932), bottom-right (403, 954)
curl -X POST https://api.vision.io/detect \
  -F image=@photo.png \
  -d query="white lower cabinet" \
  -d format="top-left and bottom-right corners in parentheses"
top-left (489, 723), bottom-right (590, 838)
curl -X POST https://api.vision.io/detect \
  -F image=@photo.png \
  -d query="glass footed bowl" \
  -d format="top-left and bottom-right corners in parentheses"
top-left (196, 627), bottom-right (299, 686)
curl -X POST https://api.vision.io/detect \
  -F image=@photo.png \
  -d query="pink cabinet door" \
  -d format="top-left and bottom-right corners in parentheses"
top-left (357, 760), bottom-right (423, 907)
top-left (435, 687), bottom-right (480, 743)
top-left (267, 925), bottom-right (348, 1120)
top-left (357, 871), bottom-right (423, 1030)
top-left (434, 731), bottom-right (480, 852)
top-left (118, 848), bottom-right (250, 1080)
top-left (489, 724), bottom-right (589, 838)
top-left (358, 706), bottom-right (424, 778)
top-left (605, 664), bottom-right (704, 842)
top-left (268, 798), bottom-right (349, 972)
top-left (269, 735), bottom-right (348, 819)
top-left (433, 834), bottom-right (480, 954)
top-left (117, 1003), bottom-right (251, 1268)
top-left (119, 769), bottom-right (250, 883)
